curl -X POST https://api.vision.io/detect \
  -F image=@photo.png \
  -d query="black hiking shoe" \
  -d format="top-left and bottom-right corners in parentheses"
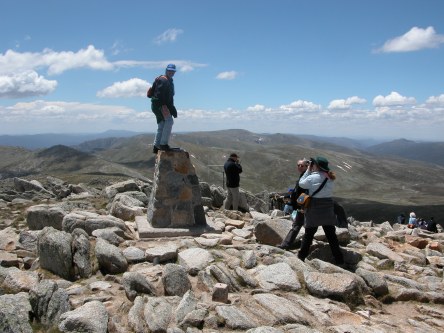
top-left (153, 146), bottom-right (159, 154)
top-left (160, 144), bottom-right (172, 151)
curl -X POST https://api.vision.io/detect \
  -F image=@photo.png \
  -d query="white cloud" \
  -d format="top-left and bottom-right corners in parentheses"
top-left (0, 70), bottom-right (57, 98)
top-left (110, 40), bottom-right (131, 56)
top-left (246, 104), bottom-right (265, 112)
top-left (280, 100), bottom-right (321, 112)
top-left (216, 71), bottom-right (238, 80)
top-left (0, 46), bottom-right (207, 76)
top-left (377, 26), bottom-right (444, 53)
top-left (0, 100), bottom-right (138, 130)
top-left (328, 96), bottom-right (367, 110)
top-left (0, 46), bottom-right (207, 98)
top-left (2, 96), bottom-right (444, 140)
top-left (373, 91), bottom-right (416, 107)
top-left (426, 94), bottom-right (444, 106)
top-left (95, 59), bottom-right (205, 73)
top-left (46, 45), bottom-right (115, 75)
top-left (154, 28), bottom-right (184, 44)
top-left (97, 78), bottom-right (149, 98)
top-left (0, 45), bottom-right (113, 76)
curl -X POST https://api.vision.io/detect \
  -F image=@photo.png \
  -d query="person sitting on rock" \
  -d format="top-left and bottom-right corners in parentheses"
top-left (427, 217), bottom-right (438, 233)
top-left (277, 158), bottom-right (309, 250)
top-left (418, 218), bottom-right (428, 229)
top-left (407, 212), bottom-right (417, 229)
top-left (282, 189), bottom-right (294, 215)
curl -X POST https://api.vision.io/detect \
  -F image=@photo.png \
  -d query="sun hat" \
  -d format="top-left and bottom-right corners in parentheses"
top-left (229, 153), bottom-right (238, 158)
top-left (166, 64), bottom-right (176, 72)
top-left (313, 156), bottom-right (330, 172)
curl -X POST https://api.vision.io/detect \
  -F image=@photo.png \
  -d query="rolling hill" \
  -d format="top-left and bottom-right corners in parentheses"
top-left (71, 129), bottom-right (444, 204)
top-left (0, 144), bottom-right (149, 184)
top-left (1, 129), bottom-right (444, 222)
top-left (367, 139), bottom-right (444, 166)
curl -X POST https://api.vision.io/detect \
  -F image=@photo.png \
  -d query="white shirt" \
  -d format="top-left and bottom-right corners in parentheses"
top-left (298, 170), bottom-right (333, 198)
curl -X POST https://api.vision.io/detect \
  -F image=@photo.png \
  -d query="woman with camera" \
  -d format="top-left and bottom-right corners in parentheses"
top-left (297, 157), bottom-right (344, 265)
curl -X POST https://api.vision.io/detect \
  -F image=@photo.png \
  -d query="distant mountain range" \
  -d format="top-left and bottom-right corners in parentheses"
top-left (1, 129), bottom-right (444, 222)
top-left (1, 130), bottom-right (443, 167)
top-left (366, 138), bottom-right (444, 166)
top-left (0, 130), bottom-right (144, 149)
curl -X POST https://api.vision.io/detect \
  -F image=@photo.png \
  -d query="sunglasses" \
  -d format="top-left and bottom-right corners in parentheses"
top-left (297, 164), bottom-right (307, 167)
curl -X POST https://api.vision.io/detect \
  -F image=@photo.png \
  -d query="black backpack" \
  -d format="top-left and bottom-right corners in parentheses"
top-left (147, 75), bottom-right (167, 98)
top-left (334, 201), bottom-right (348, 228)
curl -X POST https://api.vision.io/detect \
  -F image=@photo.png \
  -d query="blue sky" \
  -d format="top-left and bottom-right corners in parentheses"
top-left (1, 0), bottom-right (444, 141)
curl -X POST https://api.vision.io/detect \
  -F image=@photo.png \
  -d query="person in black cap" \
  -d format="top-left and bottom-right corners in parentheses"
top-left (297, 156), bottom-right (344, 266)
top-left (223, 153), bottom-right (243, 211)
top-left (150, 64), bottom-right (178, 153)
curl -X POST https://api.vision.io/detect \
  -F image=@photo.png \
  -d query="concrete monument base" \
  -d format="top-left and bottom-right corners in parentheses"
top-left (140, 149), bottom-right (221, 239)
top-left (136, 215), bottom-right (222, 239)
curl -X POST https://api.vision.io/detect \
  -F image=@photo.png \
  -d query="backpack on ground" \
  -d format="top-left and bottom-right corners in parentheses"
top-left (334, 201), bottom-right (348, 228)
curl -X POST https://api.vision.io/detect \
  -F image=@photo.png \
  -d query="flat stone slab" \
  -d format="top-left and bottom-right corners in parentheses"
top-left (136, 216), bottom-right (222, 239)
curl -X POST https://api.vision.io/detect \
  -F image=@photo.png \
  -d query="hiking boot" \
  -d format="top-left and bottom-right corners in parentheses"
top-left (336, 262), bottom-right (354, 271)
top-left (277, 244), bottom-right (290, 250)
top-left (153, 146), bottom-right (159, 154)
top-left (159, 144), bottom-right (172, 151)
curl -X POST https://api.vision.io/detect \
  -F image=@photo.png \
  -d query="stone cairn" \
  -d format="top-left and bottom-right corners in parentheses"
top-left (147, 150), bottom-right (206, 228)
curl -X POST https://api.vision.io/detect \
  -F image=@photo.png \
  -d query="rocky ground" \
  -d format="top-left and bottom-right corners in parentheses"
top-left (0, 176), bottom-right (443, 333)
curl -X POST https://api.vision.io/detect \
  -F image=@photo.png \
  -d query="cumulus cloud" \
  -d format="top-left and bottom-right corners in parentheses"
top-left (280, 100), bottom-right (321, 112)
top-left (97, 78), bottom-right (149, 98)
top-left (328, 96), bottom-right (367, 110)
top-left (426, 94), bottom-right (444, 106)
top-left (0, 45), bottom-right (114, 76)
top-left (0, 45), bottom-right (207, 98)
top-left (0, 45), bottom-right (207, 76)
top-left (247, 104), bottom-right (266, 112)
top-left (154, 28), bottom-right (184, 44)
top-left (377, 26), bottom-right (444, 53)
top-left (373, 91), bottom-right (416, 107)
top-left (1, 100), bottom-right (136, 122)
top-left (0, 100), bottom-right (144, 134)
top-left (216, 71), bottom-right (238, 80)
top-left (2, 94), bottom-right (444, 139)
top-left (0, 70), bottom-right (57, 98)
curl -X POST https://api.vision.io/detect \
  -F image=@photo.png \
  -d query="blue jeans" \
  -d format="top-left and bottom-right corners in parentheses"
top-left (154, 115), bottom-right (174, 147)
top-left (283, 204), bottom-right (293, 215)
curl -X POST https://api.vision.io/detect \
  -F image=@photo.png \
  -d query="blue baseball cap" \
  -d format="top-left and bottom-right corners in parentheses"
top-left (166, 64), bottom-right (176, 72)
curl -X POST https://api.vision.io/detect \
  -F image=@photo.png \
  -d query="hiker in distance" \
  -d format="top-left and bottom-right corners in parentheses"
top-left (224, 153), bottom-right (243, 211)
top-left (149, 64), bottom-right (178, 153)
top-left (297, 157), bottom-right (344, 266)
